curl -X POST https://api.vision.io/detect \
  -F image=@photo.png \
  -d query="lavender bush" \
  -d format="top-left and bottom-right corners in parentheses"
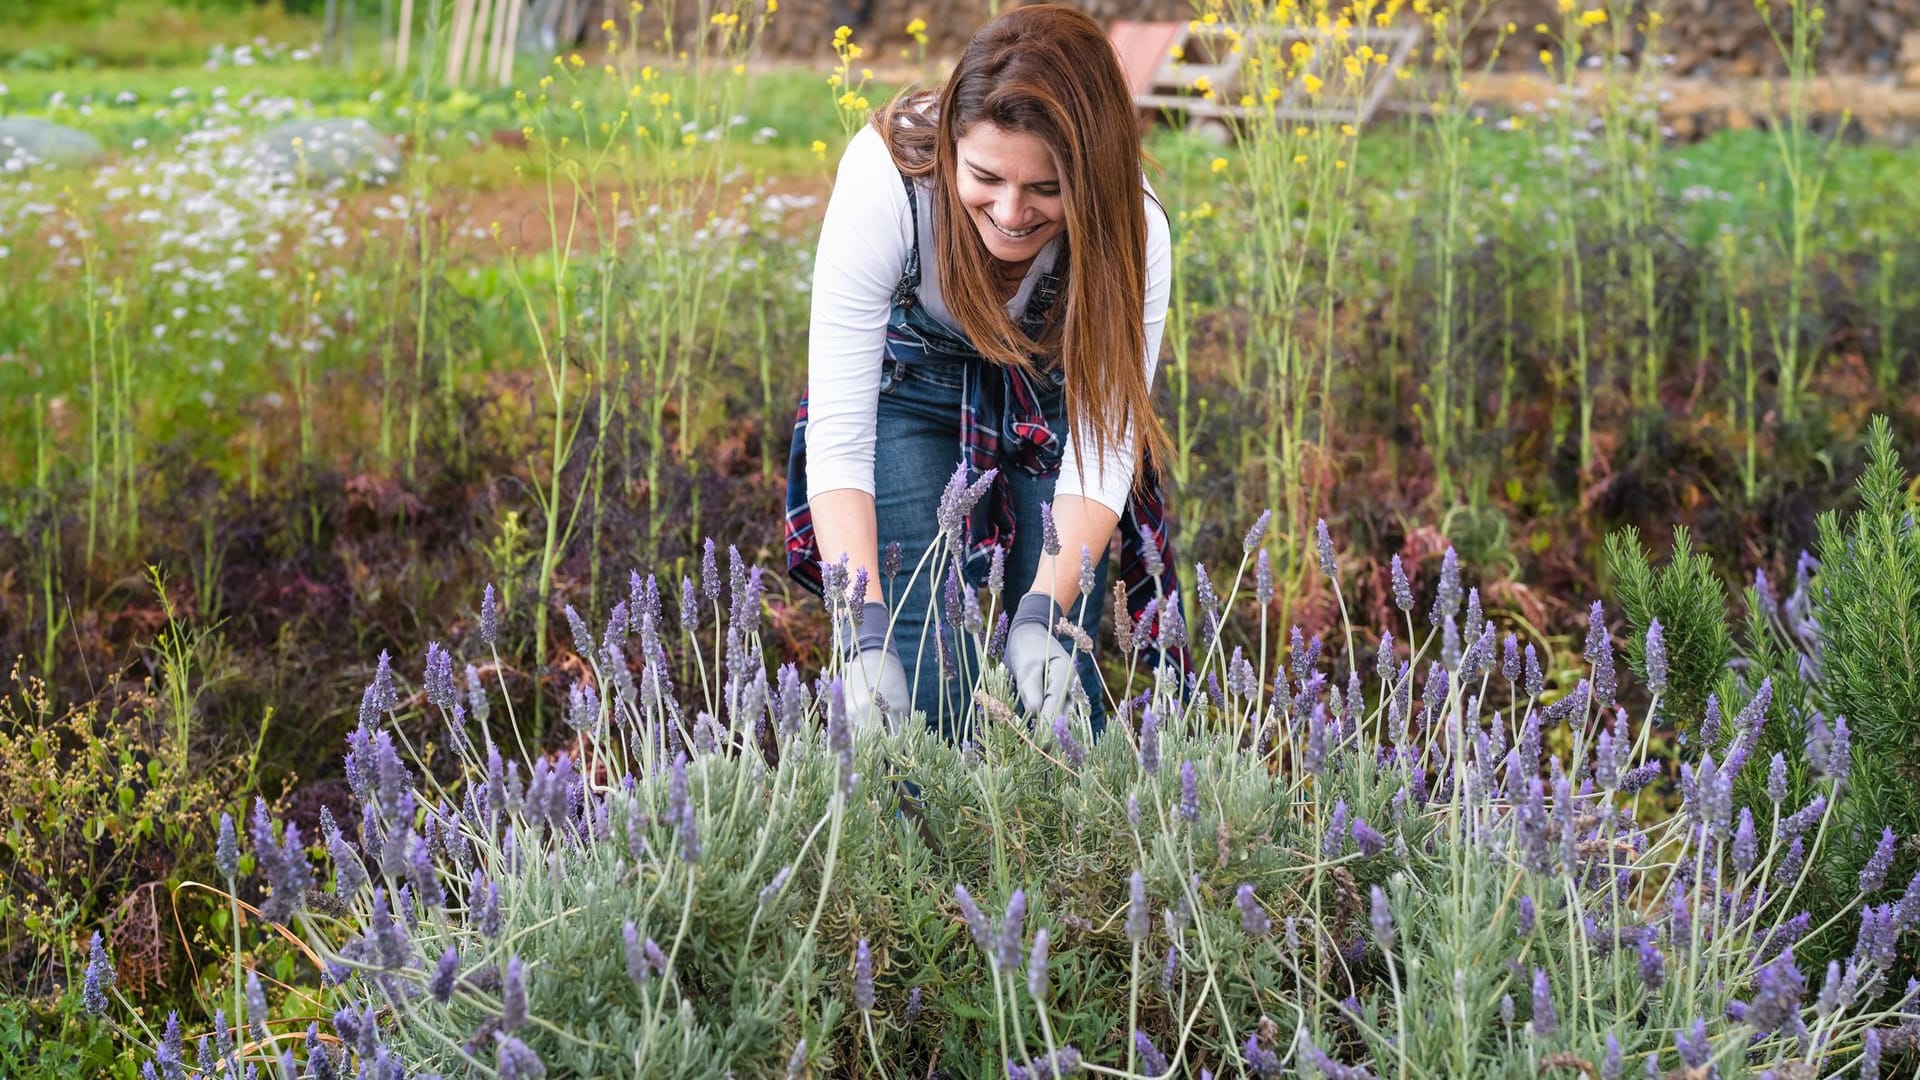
top-left (86, 443), bottom-right (1920, 1078)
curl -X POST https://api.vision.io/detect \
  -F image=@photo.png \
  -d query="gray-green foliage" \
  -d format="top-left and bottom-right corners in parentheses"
top-left (93, 462), bottom-right (1920, 1078)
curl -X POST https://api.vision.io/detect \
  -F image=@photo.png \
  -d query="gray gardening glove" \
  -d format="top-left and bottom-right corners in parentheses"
top-left (838, 600), bottom-right (910, 735)
top-left (1006, 591), bottom-right (1086, 721)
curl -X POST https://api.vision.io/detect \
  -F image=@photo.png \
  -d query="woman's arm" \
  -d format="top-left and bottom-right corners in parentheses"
top-left (805, 125), bottom-right (913, 605)
top-left (810, 488), bottom-right (887, 604)
top-left (1030, 493), bottom-right (1121, 611)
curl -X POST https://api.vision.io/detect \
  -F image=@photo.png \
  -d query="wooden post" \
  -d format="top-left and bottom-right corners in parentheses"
top-left (447, 0), bottom-right (477, 87)
top-left (497, 0), bottom-right (526, 88)
top-left (468, 0), bottom-right (497, 85)
top-left (486, 0), bottom-right (513, 89)
top-left (395, 0), bottom-right (415, 80)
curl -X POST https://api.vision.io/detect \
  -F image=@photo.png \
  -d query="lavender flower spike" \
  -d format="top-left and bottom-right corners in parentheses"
top-left (1027, 927), bottom-right (1050, 1002)
top-left (1861, 828), bottom-right (1898, 893)
top-left (1315, 518), bottom-right (1337, 578)
top-left (215, 812), bottom-right (239, 882)
top-left (954, 884), bottom-right (994, 961)
top-left (1179, 760), bottom-right (1199, 822)
top-left (853, 939), bottom-right (875, 1012)
top-left (1530, 966), bottom-right (1558, 1036)
top-left (1127, 871), bottom-right (1150, 941)
top-left (83, 932), bottom-right (114, 1015)
top-left (1369, 885), bottom-right (1396, 952)
top-left (1644, 618), bottom-right (1668, 696)
top-left (1236, 883), bottom-right (1272, 937)
top-left (1243, 508), bottom-right (1272, 553)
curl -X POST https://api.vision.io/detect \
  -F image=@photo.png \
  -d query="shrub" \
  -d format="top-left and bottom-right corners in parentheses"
top-left (85, 436), bottom-right (1920, 1078)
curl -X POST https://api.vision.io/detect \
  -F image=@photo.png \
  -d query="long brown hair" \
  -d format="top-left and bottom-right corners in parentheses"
top-left (871, 3), bottom-right (1172, 495)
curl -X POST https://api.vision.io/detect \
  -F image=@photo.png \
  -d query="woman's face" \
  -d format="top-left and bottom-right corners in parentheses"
top-left (953, 123), bottom-right (1064, 264)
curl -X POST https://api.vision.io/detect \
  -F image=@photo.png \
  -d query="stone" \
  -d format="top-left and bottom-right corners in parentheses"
top-left (249, 118), bottom-right (399, 184)
top-left (0, 117), bottom-right (106, 172)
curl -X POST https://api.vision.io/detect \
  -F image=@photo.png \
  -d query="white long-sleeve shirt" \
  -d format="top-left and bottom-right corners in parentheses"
top-left (804, 122), bottom-right (1172, 516)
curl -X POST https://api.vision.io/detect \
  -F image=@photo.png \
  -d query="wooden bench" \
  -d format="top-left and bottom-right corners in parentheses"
top-left (1111, 18), bottom-right (1425, 132)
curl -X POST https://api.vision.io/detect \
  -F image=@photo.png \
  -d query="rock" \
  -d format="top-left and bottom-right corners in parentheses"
top-left (0, 117), bottom-right (106, 172)
top-left (249, 118), bottom-right (399, 184)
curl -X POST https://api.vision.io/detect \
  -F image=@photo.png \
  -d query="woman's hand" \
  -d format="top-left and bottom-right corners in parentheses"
top-left (1005, 590), bottom-right (1085, 721)
top-left (839, 600), bottom-right (910, 734)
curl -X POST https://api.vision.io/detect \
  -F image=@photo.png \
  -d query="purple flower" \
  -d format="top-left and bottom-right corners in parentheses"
top-left (244, 968), bottom-right (270, 1044)
top-left (1236, 884), bottom-right (1271, 937)
top-left (430, 946), bottom-right (459, 1003)
top-left (501, 956), bottom-right (527, 1031)
top-left (480, 584), bottom-right (499, 647)
top-left (425, 642), bottom-right (456, 708)
top-left (1255, 550), bottom-right (1274, 606)
top-left (906, 987), bottom-right (923, 1023)
top-left (1051, 715), bottom-right (1085, 768)
top-left (494, 1033), bottom-right (546, 1080)
top-left (83, 932), bottom-right (114, 1015)
top-left (1499, 994), bottom-right (1514, 1025)
top-left (955, 884), bottom-right (994, 960)
top-left (1139, 708), bottom-right (1161, 775)
top-left (623, 923), bottom-right (648, 985)
top-left (1243, 1032), bottom-right (1283, 1078)
top-left (1862, 1026), bottom-right (1882, 1080)
top-left (1767, 753), bottom-right (1788, 804)
top-left (1530, 967), bottom-right (1558, 1036)
top-left (999, 891), bottom-right (1027, 973)
top-left (1323, 799), bottom-right (1348, 858)
top-left (215, 812), bottom-right (239, 881)
top-left (669, 753), bottom-right (699, 864)
top-left (853, 938), bottom-right (875, 1012)
top-left (1602, 1034), bottom-right (1622, 1080)
top-left (1430, 546), bottom-right (1462, 629)
top-left (1128, 871), bottom-right (1150, 942)
top-left (1524, 644), bottom-right (1544, 699)
top-left (1369, 886), bottom-right (1395, 952)
top-left (1644, 619), bottom-right (1667, 696)
top-left (1351, 817), bottom-right (1385, 858)
top-left (1028, 927), bottom-right (1050, 1001)
top-left (1746, 949), bottom-right (1805, 1035)
top-left (1584, 602), bottom-right (1617, 706)
top-left (1390, 554), bottom-right (1413, 612)
top-left (1315, 518), bottom-right (1337, 578)
top-left (1782, 795), bottom-right (1827, 839)
top-left (1179, 761), bottom-right (1199, 823)
top-left (1159, 944), bottom-right (1178, 992)
top-left (1007, 1047), bottom-right (1083, 1080)
top-left (157, 1011), bottom-right (183, 1080)
top-left (1829, 715), bottom-right (1851, 784)
top-left (1135, 1031), bottom-right (1170, 1075)
top-left (1516, 896), bottom-right (1535, 936)
top-left (1861, 827), bottom-right (1898, 893)
top-left (1244, 509), bottom-right (1272, 553)
top-left (1733, 809), bottom-right (1758, 876)
top-left (1777, 836), bottom-right (1807, 883)
top-left (1675, 1018), bottom-right (1710, 1069)
top-left (1039, 501), bottom-right (1061, 557)
top-left (1637, 938), bottom-right (1665, 990)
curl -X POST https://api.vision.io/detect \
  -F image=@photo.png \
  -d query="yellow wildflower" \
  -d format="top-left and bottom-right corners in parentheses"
top-left (1539, 49), bottom-right (1553, 67)
top-left (1340, 123), bottom-right (1356, 136)
top-left (683, 132), bottom-right (697, 146)
top-left (767, 0), bottom-right (777, 11)
top-left (1558, 0), bottom-right (1575, 11)
top-left (1293, 153), bottom-right (1308, 164)
top-left (1579, 8), bottom-right (1606, 25)
top-left (602, 18), bottom-right (616, 32)
top-left (812, 139), bottom-right (827, 155)
top-left (1302, 72), bottom-right (1323, 94)
top-left (905, 17), bottom-right (926, 36)
top-left (1342, 55), bottom-right (1363, 79)
top-left (1210, 156), bottom-right (1228, 173)
top-left (1264, 86), bottom-right (1282, 104)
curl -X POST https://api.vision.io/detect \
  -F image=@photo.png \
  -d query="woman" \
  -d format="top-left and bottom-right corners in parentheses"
top-left (785, 3), bottom-right (1184, 737)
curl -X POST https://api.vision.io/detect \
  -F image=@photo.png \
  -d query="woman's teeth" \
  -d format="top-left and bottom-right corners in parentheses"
top-left (987, 213), bottom-right (1038, 239)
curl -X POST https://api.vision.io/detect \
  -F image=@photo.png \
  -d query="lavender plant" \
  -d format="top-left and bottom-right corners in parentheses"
top-left (79, 455), bottom-right (1920, 1076)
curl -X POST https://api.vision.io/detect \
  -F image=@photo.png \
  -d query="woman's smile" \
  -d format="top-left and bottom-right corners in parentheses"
top-left (954, 123), bottom-right (1064, 261)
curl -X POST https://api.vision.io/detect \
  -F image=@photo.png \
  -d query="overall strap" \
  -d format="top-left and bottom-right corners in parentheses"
top-left (891, 171), bottom-right (923, 310)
